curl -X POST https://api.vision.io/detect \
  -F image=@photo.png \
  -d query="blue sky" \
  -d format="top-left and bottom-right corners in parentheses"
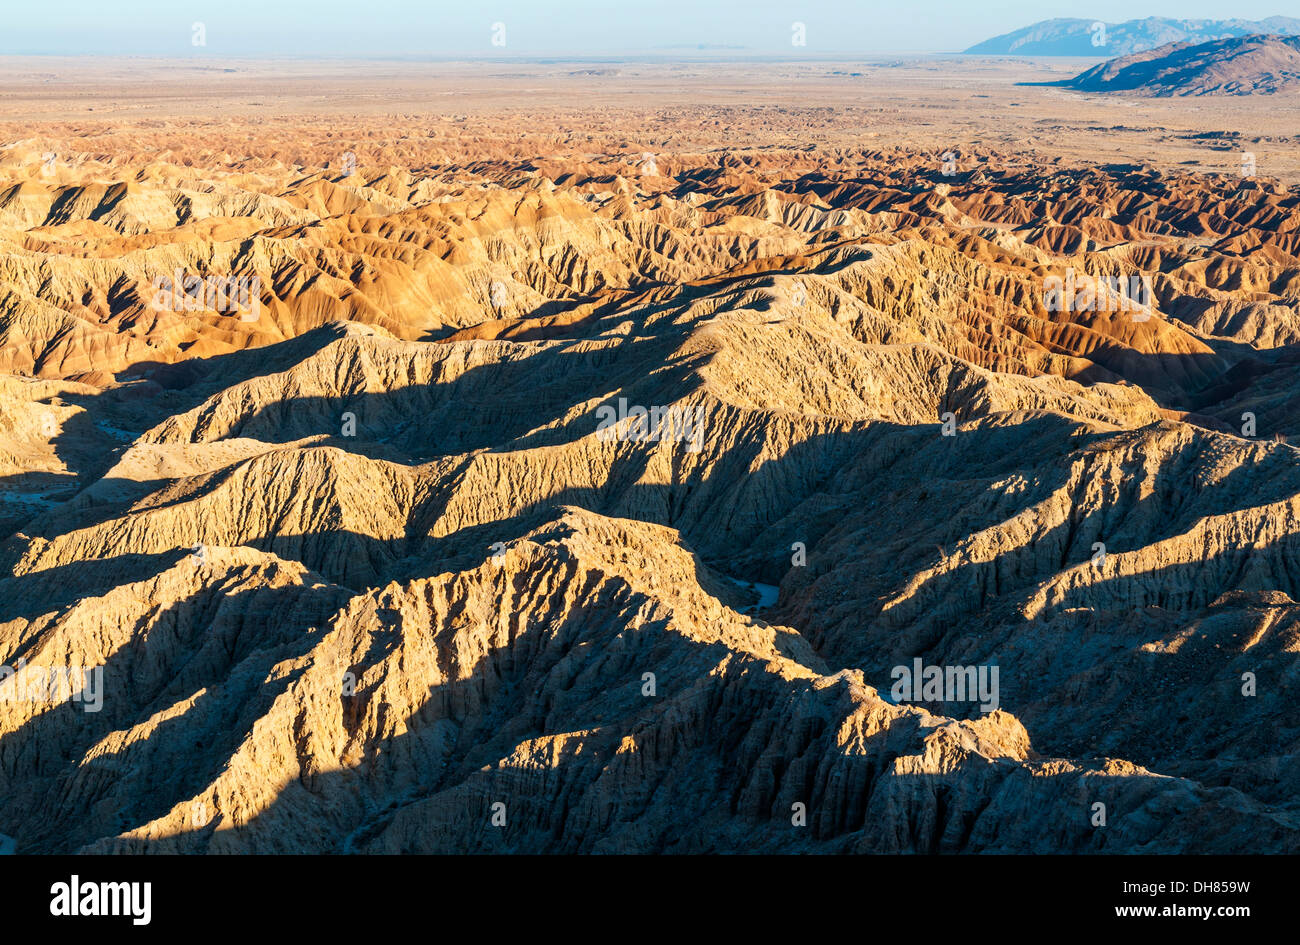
top-left (2, 1), bottom-right (1294, 56)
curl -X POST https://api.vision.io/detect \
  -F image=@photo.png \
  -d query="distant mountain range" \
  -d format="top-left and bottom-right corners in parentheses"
top-left (967, 15), bottom-right (1300, 56)
top-left (1060, 33), bottom-right (1300, 95)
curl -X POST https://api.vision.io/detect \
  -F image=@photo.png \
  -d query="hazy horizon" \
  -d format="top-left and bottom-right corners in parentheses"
top-left (2, 1), bottom-right (1295, 57)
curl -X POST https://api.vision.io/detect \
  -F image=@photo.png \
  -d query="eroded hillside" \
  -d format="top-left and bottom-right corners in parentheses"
top-left (1, 119), bottom-right (1298, 853)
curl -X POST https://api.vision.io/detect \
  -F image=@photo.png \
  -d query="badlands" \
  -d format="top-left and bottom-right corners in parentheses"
top-left (0, 57), bottom-right (1298, 853)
